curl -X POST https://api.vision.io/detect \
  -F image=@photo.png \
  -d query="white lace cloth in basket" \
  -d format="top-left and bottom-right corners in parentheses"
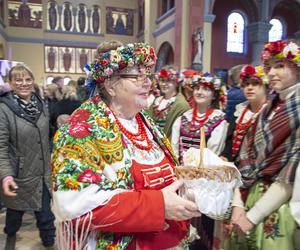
top-left (181, 148), bottom-right (243, 219)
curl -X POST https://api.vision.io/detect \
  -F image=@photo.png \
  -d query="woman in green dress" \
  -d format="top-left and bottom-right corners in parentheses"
top-left (227, 40), bottom-right (300, 250)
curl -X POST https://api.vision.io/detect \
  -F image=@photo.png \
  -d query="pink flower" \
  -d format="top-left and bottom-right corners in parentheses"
top-left (78, 168), bottom-right (102, 183)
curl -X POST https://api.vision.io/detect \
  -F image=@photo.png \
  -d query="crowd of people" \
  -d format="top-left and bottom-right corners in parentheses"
top-left (0, 39), bottom-right (299, 250)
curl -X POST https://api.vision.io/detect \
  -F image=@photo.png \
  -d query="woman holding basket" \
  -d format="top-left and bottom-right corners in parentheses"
top-left (51, 41), bottom-right (201, 250)
top-left (171, 74), bottom-right (228, 250)
top-left (228, 40), bottom-right (300, 249)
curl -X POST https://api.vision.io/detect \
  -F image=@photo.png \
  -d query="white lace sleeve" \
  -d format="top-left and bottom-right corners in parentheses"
top-left (207, 119), bottom-right (229, 156)
top-left (290, 162), bottom-right (300, 225)
top-left (171, 116), bottom-right (182, 159)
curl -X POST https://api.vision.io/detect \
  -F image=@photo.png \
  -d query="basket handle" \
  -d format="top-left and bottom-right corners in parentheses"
top-left (199, 127), bottom-right (206, 168)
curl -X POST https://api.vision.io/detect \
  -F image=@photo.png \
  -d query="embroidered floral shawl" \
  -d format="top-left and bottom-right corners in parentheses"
top-left (51, 96), bottom-right (178, 249)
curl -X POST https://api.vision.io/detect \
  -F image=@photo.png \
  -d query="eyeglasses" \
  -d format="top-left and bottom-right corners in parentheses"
top-left (119, 74), bottom-right (150, 83)
top-left (14, 78), bottom-right (33, 85)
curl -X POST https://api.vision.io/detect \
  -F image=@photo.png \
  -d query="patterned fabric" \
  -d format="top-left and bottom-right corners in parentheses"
top-left (178, 112), bottom-right (224, 164)
top-left (225, 181), bottom-right (300, 250)
top-left (151, 96), bottom-right (176, 130)
top-left (12, 93), bottom-right (41, 121)
top-left (238, 89), bottom-right (300, 189)
top-left (51, 96), bottom-right (179, 249)
top-left (148, 93), bottom-right (190, 140)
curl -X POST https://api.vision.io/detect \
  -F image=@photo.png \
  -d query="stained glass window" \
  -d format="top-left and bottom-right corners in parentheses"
top-left (269, 19), bottom-right (283, 42)
top-left (227, 12), bottom-right (245, 53)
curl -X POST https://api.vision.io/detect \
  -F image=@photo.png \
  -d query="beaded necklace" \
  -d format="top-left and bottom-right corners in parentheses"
top-left (114, 113), bottom-right (153, 151)
top-left (232, 100), bottom-right (267, 158)
top-left (153, 95), bottom-right (176, 118)
top-left (189, 107), bottom-right (214, 132)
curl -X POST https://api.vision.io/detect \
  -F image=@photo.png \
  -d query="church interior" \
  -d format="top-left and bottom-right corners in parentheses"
top-left (0, 0), bottom-right (299, 86)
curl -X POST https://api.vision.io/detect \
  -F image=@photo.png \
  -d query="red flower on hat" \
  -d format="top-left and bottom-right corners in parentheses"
top-left (240, 65), bottom-right (256, 81)
top-left (268, 41), bottom-right (286, 55)
top-left (96, 76), bottom-right (105, 84)
top-left (118, 60), bottom-right (128, 70)
top-left (100, 58), bottom-right (109, 68)
top-left (158, 68), bottom-right (171, 79)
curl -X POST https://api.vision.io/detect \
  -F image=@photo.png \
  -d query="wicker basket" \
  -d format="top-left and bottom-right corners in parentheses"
top-left (175, 127), bottom-right (240, 220)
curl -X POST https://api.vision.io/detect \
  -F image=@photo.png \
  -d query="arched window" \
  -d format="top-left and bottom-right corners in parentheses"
top-left (64, 77), bottom-right (71, 85)
top-left (269, 18), bottom-right (283, 42)
top-left (227, 12), bottom-right (245, 53)
top-left (46, 76), bottom-right (54, 85)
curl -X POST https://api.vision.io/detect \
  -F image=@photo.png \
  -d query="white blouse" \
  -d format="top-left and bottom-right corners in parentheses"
top-left (171, 109), bottom-right (228, 158)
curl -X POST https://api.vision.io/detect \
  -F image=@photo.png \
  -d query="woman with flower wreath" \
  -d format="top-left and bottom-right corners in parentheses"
top-left (215, 65), bottom-right (269, 249)
top-left (226, 40), bottom-right (300, 250)
top-left (221, 65), bottom-right (269, 163)
top-left (51, 41), bottom-right (201, 250)
top-left (148, 66), bottom-right (190, 140)
top-left (171, 73), bottom-right (228, 250)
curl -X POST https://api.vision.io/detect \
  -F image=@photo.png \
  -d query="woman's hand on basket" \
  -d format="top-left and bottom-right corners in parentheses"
top-left (232, 214), bottom-right (254, 235)
top-left (162, 180), bottom-right (201, 221)
top-left (231, 206), bottom-right (246, 224)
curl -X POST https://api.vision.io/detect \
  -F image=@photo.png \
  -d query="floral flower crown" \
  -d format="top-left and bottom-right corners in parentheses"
top-left (180, 69), bottom-right (199, 87)
top-left (156, 68), bottom-right (182, 84)
top-left (188, 73), bottom-right (221, 91)
top-left (84, 42), bottom-right (157, 85)
top-left (240, 65), bottom-right (268, 85)
top-left (261, 40), bottom-right (300, 67)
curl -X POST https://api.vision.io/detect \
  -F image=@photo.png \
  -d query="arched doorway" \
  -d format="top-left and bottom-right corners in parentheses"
top-left (155, 42), bottom-right (174, 71)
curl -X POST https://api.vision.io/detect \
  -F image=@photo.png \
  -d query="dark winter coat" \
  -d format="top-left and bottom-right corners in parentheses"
top-left (0, 92), bottom-right (51, 211)
top-left (225, 86), bottom-right (246, 123)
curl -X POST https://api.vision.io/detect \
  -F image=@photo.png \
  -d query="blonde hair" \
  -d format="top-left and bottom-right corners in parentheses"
top-left (45, 83), bottom-right (62, 100)
top-left (8, 63), bottom-right (34, 82)
top-left (68, 80), bottom-right (78, 88)
top-left (62, 85), bottom-right (78, 100)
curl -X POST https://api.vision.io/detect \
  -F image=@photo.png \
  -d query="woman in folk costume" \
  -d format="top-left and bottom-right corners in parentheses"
top-left (221, 65), bottom-right (269, 163)
top-left (227, 40), bottom-right (300, 250)
top-left (290, 162), bottom-right (300, 226)
top-left (148, 67), bottom-right (190, 139)
top-left (215, 65), bottom-right (269, 250)
top-left (51, 41), bottom-right (201, 250)
top-left (171, 74), bottom-right (228, 250)
top-left (181, 69), bottom-right (199, 107)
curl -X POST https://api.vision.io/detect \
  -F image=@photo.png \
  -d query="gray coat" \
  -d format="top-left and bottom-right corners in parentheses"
top-left (0, 92), bottom-right (51, 211)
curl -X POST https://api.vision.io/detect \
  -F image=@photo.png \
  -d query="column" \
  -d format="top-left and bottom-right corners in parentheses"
top-left (57, 4), bottom-right (62, 31)
top-left (247, 22), bottom-right (272, 65)
top-left (202, 0), bottom-right (215, 73)
top-left (144, 0), bottom-right (158, 47)
top-left (72, 6), bottom-right (77, 32)
top-left (294, 30), bottom-right (300, 40)
top-left (87, 8), bottom-right (92, 34)
top-left (203, 14), bottom-right (215, 73)
top-left (180, 0), bottom-right (189, 69)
